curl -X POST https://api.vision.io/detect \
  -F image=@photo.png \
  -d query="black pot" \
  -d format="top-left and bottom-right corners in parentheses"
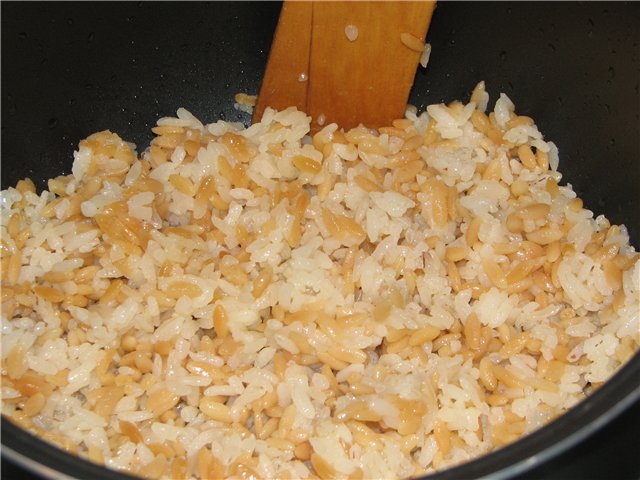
top-left (2, 2), bottom-right (639, 479)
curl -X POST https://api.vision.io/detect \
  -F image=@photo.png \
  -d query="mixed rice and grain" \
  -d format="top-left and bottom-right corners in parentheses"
top-left (1, 82), bottom-right (639, 479)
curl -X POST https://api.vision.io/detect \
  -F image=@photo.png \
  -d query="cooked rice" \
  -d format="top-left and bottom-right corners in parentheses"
top-left (1, 82), bottom-right (639, 480)
top-left (419, 43), bottom-right (432, 69)
top-left (400, 32), bottom-right (426, 53)
top-left (344, 24), bottom-right (359, 42)
top-left (233, 93), bottom-right (257, 115)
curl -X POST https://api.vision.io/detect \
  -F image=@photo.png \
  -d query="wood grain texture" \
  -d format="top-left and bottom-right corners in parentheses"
top-left (254, 1), bottom-right (436, 131)
top-left (253, 1), bottom-right (312, 123)
top-left (308, 1), bottom-right (435, 131)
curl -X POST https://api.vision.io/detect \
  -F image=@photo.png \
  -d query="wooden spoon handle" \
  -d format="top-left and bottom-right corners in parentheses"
top-left (254, 0), bottom-right (436, 131)
top-left (253, 1), bottom-right (313, 117)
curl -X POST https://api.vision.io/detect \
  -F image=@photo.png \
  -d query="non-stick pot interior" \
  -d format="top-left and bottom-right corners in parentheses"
top-left (2, 2), bottom-right (639, 479)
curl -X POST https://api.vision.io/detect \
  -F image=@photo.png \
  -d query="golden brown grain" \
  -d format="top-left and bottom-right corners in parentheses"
top-left (164, 280), bottom-right (202, 299)
top-left (22, 392), bottom-right (46, 417)
top-left (293, 155), bottom-right (322, 174)
top-left (434, 420), bottom-right (452, 456)
top-left (466, 217), bottom-right (482, 246)
top-left (445, 246), bottom-right (468, 263)
top-left (602, 260), bottom-right (623, 289)
top-left (200, 397), bottom-right (232, 423)
top-left (536, 149), bottom-right (550, 171)
top-left (517, 145), bottom-right (537, 170)
top-left (482, 157), bottom-right (502, 181)
top-left (146, 388), bottom-right (179, 416)
top-left (479, 357), bottom-right (498, 391)
top-left (421, 179), bottom-right (449, 228)
top-left (322, 208), bottom-right (366, 245)
top-left (328, 345), bottom-right (367, 364)
top-left (33, 285), bottom-right (65, 303)
top-left (311, 453), bottom-right (339, 480)
top-left (481, 256), bottom-right (507, 289)
top-left (518, 203), bottom-right (550, 220)
top-left (221, 132), bottom-right (254, 163)
top-left (526, 225), bottom-right (564, 245)
top-left (6, 251), bottom-right (22, 285)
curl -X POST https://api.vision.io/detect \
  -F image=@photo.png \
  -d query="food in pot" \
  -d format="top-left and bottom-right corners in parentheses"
top-left (2, 82), bottom-right (638, 479)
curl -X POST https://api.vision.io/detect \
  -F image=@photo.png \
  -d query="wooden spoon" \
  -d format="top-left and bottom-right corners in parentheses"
top-left (253, 0), bottom-right (436, 132)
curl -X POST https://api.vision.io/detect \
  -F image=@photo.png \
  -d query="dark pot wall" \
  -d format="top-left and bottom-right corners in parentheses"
top-left (2, 2), bottom-right (639, 480)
